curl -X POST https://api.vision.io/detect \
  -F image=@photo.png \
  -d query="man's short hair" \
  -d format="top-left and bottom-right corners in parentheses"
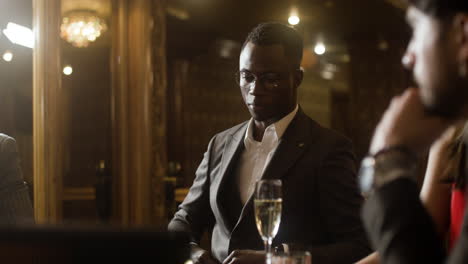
top-left (408, 0), bottom-right (468, 18)
top-left (242, 22), bottom-right (303, 69)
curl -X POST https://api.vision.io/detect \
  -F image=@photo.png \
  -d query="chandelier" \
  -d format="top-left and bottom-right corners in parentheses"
top-left (60, 11), bottom-right (107, 48)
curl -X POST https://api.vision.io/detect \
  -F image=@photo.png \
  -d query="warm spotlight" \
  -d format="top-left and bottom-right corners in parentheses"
top-left (2, 51), bottom-right (13, 62)
top-left (3, 22), bottom-right (34, 49)
top-left (314, 43), bottom-right (326, 55)
top-left (63, 65), bottom-right (73, 75)
top-left (288, 15), bottom-right (300, 25)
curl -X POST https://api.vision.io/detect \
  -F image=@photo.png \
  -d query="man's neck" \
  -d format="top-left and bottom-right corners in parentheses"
top-left (251, 105), bottom-right (298, 141)
top-left (252, 120), bottom-right (274, 142)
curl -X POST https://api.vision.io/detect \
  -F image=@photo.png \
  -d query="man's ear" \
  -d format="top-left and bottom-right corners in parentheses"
top-left (454, 14), bottom-right (468, 60)
top-left (453, 14), bottom-right (468, 76)
top-left (293, 68), bottom-right (304, 88)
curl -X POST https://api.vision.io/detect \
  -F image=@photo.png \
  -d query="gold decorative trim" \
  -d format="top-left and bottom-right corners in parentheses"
top-left (175, 188), bottom-right (189, 203)
top-left (63, 187), bottom-right (96, 201)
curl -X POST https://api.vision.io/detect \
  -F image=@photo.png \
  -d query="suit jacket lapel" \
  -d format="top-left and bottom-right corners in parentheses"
top-left (213, 123), bottom-right (247, 230)
top-left (232, 109), bottom-right (313, 232)
top-left (261, 109), bottom-right (312, 181)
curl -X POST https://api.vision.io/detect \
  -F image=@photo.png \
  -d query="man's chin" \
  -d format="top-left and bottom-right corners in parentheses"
top-left (420, 76), bottom-right (468, 119)
top-left (248, 109), bottom-right (269, 121)
top-left (251, 114), bottom-right (269, 122)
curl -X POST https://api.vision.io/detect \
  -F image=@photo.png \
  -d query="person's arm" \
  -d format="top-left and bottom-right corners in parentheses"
top-left (168, 136), bottom-right (219, 264)
top-left (356, 125), bottom-right (459, 264)
top-left (362, 89), bottom-right (453, 264)
top-left (420, 125), bottom-right (461, 236)
top-left (306, 137), bottom-right (372, 264)
top-left (355, 252), bottom-right (379, 264)
top-left (0, 135), bottom-right (34, 225)
top-left (363, 177), bottom-right (446, 264)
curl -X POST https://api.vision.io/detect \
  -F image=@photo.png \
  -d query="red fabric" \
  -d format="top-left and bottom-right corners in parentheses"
top-left (449, 187), bottom-right (466, 250)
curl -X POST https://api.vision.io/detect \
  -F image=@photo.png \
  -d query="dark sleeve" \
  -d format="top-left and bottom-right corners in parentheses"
top-left (362, 177), bottom-right (446, 264)
top-left (168, 136), bottom-right (216, 244)
top-left (308, 138), bottom-right (372, 264)
top-left (0, 136), bottom-right (34, 225)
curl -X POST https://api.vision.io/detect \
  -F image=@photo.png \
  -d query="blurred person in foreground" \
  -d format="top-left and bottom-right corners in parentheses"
top-left (357, 122), bottom-right (466, 264)
top-left (359, 0), bottom-right (468, 263)
top-left (0, 133), bottom-right (34, 225)
top-left (169, 22), bottom-right (370, 264)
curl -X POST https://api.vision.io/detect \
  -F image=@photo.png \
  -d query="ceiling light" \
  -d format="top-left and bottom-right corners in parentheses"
top-left (321, 71), bottom-right (334, 80)
top-left (63, 65), bottom-right (73, 75)
top-left (61, 11), bottom-right (107, 48)
top-left (288, 15), bottom-right (300, 25)
top-left (2, 22), bottom-right (34, 49)
top-left (314, 43), bottom-right (326, 55)
top-left (2, 51), bottom-right (13, 62)
top-left (288, 6), bottom-right (300, 26)
top-left (378, 39), bottom-right (389, 51)
top-left (166, 6), bottom-right (190, 20)
top-left (341, 54), bottom-right (351, 63)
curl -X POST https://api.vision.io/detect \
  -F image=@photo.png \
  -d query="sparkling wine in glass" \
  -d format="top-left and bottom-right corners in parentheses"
top-left (254, 179), bottom-right (282, 264)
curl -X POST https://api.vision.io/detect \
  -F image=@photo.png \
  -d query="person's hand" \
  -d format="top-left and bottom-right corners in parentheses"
top-left (355, 252), bottom-right (380, 264)
top-left (222, 250), bottom-right (265, 264)
top-left (430, 121), bottom-right (464, 155)
top-left (369, 88), bottom-right (454, 156)
top-left (191, 245), bottom-right (220, 264)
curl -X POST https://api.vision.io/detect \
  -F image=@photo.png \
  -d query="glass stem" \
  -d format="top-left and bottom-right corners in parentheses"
top-left (265, 238), bottom-right (272, 264)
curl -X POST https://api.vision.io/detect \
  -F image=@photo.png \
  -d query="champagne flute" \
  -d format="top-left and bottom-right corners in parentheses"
top-left (254, 179), bottom-right (282, 264)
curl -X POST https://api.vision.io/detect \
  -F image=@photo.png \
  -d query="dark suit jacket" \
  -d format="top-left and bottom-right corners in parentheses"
top-left (362, 144), bottom-right (468, 264)
top-left (169, 109), bottom-right (371, 263)
top-left (0, 134), bottom-right (34, 225)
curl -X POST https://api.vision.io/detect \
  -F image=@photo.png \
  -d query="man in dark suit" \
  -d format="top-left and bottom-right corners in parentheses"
top-left (0, 133), bottom-right (34, 225)
top-left (169, 22), bottom-right (370, 264)
top-left (360, 1), bottom-right (468, 263)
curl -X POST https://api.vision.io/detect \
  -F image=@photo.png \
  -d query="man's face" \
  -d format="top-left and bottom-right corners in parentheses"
top-left (403, 6), bottom-right (468, 118)
top-left (238, 42), bottom-right (300, 123)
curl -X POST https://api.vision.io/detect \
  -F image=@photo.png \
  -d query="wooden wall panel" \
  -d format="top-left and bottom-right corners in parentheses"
top-left (346, 33), bottom-right (409, 161)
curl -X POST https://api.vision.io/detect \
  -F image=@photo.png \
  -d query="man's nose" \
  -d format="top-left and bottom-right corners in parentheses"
top-left (248, 80), bottom-right (265, 95)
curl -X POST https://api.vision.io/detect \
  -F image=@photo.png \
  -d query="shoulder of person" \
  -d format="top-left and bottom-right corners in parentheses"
top-left (301, 113), bottom-right (352, 147)
top-left (0, 134), bottom-right (17, 153)
top-left (210, 120), bottom-right (249, 142)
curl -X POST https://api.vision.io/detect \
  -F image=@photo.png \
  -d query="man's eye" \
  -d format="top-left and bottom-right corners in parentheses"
top-left (263, 74), bottom-right (280, 83)
top-left (265, 77), bottom-right (280, 82)
top-left (242, 74), bottom-right (255, 83)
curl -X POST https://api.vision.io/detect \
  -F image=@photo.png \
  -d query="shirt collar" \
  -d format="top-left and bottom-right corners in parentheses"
top-left (244, 105), bottom-right (299, 150)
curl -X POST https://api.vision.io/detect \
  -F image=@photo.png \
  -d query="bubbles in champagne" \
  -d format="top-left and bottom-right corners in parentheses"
top-left (254, 198), bottom-right (282, 240)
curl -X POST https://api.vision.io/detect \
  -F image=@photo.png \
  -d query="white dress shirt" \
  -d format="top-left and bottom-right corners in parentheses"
top-left (236, 105), bottom-right (299, 204)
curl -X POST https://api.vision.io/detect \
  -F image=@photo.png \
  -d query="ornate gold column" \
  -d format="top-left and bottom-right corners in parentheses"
top-left (32, 0), bottom-right (64, 223)
top-left (111, 0), bottom-right (167, 227)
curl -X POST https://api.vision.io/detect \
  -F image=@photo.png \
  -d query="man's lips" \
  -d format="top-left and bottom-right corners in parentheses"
top-left (246, 96), bottom-right (269, 107)
top-left (248, 103), bottom-right (267, 111)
